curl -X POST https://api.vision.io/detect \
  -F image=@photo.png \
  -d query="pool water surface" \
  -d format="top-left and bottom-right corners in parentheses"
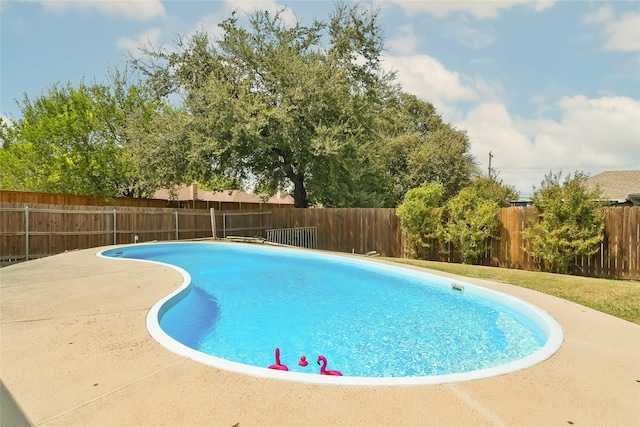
top-left (100, 242), bottom-right (563, 385)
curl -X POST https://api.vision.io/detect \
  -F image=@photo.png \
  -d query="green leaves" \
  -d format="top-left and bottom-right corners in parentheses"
top-left (397, 178), bottom-right (515, 264)
top-left (0, 72), bottom-right (165, 198)
top-left (439, 180), bottom-right (504, 264)
top-left (522, 171), bottom-right (605, 272)
top-left (134, 5), bottom-right (396, 208)
top-left (397, 183), bottom-right (445, 258)
top-left (380, 93), bottom-right (478, 205)
top-left (2, 82), bottom-right (118, 196)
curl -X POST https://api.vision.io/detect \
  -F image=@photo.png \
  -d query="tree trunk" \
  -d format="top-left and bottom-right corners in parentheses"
top-left (291, 174), bottom-right (308, 208)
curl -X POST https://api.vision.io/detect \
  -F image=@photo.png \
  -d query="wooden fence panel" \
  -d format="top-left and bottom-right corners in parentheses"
top-left (629, 207), bottom-right (639, 280)
top-left (603, 207), bottom-right (622, 279)
top-left (270, 208), bottom-right (404, 257)
top-left (0, 204), bottom-right (216, 261)
top-left (0, 207), bottom-right (25, 261)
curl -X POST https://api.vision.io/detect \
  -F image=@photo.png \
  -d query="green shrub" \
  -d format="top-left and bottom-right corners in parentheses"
top-left (396, 183), bottom-right (444, 258)
top-left (439, 180), bottom-right (504, 264)
top-left (522, 171), bottom-right (605, 273)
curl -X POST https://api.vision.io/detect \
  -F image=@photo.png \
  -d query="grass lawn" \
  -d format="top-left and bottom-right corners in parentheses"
top-left (383, 258), bottom-right (640, 325)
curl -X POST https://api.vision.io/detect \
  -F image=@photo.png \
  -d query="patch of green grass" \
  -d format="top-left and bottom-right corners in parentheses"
top-left (383, 258), bottom-right (640, 325)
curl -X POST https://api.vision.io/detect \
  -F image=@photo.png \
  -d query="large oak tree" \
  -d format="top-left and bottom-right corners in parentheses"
top-left (134, 5), bottom-right (397, 207)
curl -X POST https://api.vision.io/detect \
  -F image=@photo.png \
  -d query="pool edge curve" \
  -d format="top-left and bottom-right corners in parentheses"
top-left (97, 241), bottom-right (565, 387)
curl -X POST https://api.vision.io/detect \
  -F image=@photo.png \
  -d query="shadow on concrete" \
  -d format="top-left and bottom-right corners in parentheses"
top-left (1, 380), bottom-right (31, 427)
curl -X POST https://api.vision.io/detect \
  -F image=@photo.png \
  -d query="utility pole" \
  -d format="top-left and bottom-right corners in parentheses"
top-left (488, 151), bottom-right (493, 179)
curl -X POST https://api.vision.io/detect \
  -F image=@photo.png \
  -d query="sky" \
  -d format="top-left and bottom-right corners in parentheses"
top-left (1, 0), bottom-right (639, 198)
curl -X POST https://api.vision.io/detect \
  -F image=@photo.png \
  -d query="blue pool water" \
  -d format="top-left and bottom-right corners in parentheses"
top-left (101, 242), bottom-right (562, 383)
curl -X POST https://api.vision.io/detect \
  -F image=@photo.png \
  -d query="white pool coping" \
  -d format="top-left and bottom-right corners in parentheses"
top-left (98, 241), bottom-right (564, 386)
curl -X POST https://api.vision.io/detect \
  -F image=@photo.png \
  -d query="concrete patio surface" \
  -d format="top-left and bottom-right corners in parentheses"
top-left (1, 244), bottom-right (639, 426)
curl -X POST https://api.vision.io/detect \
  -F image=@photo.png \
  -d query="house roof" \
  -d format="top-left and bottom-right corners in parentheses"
top-left (205, 190), bottom-right (262, 203)
top-left (586, 170), bottom-right (640, 201)
top-left (265, 193), bottom-right (295, 205)
top-left (153, 184), bottom-right (294, 205)
top-left (152, 185), bottom-right (194, 201)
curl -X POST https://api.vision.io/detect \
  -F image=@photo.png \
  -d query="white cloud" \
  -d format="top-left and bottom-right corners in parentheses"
top-left (533, 1), bottom-right (555, 13)
top-left (390, 0), bottom-right (556, 20)
top-left (473, 76), bottom-right (505, 101)
top-left (387, 24), bottom-right (419, 54)
top-left (384, 45), bottom-right (640, 195)
top-left (190, 14), bottom-right (226, 40)
top-left (36, 0), bottom-right (166, 21)
top-left (602, 11), bottom-right (640, 52)
top-left (117, 28), bottom-right (162, 59)
top-left (582, 6), bottom-right (640, 52)
top-left (224, 0), bottom-right (296, 27)
top-left (581, 4), bottom-right (614, 24)
top-left (1, 115), bottom-right (15, 148)
top-left (459, 96), bottom-right (640, 195)
top-left (442, 16), bottom-right (495, 49)
top-left (469, 57), bottom-right (492, 65)
top-left (1, 114), bottom-right (15, 126)
top-left (544, 95), bottom-right (640, 164)
top-left (382, 54), bottom-right (477, 119)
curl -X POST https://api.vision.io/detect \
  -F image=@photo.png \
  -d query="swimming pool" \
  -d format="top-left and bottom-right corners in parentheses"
top-left (99, 242), bottom-right (564, 386)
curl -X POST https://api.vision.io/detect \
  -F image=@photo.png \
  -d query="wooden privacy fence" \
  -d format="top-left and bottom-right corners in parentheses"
top-left (1, 203), bottom-right (637, 280)
top-left (268, 207), bottom-right (638, 280)
top-left (0, 204), bottom-right (215, 261)
top-left (270, 208), bottom-right (404, 257)
top-left (0, 204), bottom-right (281, 262)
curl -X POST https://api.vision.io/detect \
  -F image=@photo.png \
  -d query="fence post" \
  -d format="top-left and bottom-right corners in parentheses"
top-left (113, 208), bottom-right (117, 245)
top-left (210, 208), bottom-right (217, 239)
top-left (25, 206), bottom-right (29, 261)
top-left (175, 210), bottom-right (179, 240)
top-left (223, 213), bottom-right (227, 238)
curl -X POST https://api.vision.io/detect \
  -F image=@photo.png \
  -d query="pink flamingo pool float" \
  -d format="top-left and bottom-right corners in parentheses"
top-left (317, 355), bottom-right (342, 376)
top-left (268, 348), bottom-right (288, 371)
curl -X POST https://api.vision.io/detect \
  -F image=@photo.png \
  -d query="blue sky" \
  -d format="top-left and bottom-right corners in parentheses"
top-left (2, 0), bottom-right (639, 197)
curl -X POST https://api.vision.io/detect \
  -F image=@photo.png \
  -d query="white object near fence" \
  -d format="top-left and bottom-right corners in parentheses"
top-left (265, 226), bottom-right (317, 249)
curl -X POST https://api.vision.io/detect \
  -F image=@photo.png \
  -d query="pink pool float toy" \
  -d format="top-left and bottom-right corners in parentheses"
top-left (299, 355), bottom-right (309, 367)
top-left (317, 355), bottom-right (342, 376)
top-left (268, 348), bottom-right (288, 371)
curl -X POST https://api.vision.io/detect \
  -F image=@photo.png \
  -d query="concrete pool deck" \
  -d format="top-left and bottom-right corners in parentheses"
top-left (1, 244), bottom-right (639, 426)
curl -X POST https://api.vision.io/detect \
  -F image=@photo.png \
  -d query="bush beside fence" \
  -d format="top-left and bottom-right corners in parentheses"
top-left (420, 206), bottom-right (639, 280)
